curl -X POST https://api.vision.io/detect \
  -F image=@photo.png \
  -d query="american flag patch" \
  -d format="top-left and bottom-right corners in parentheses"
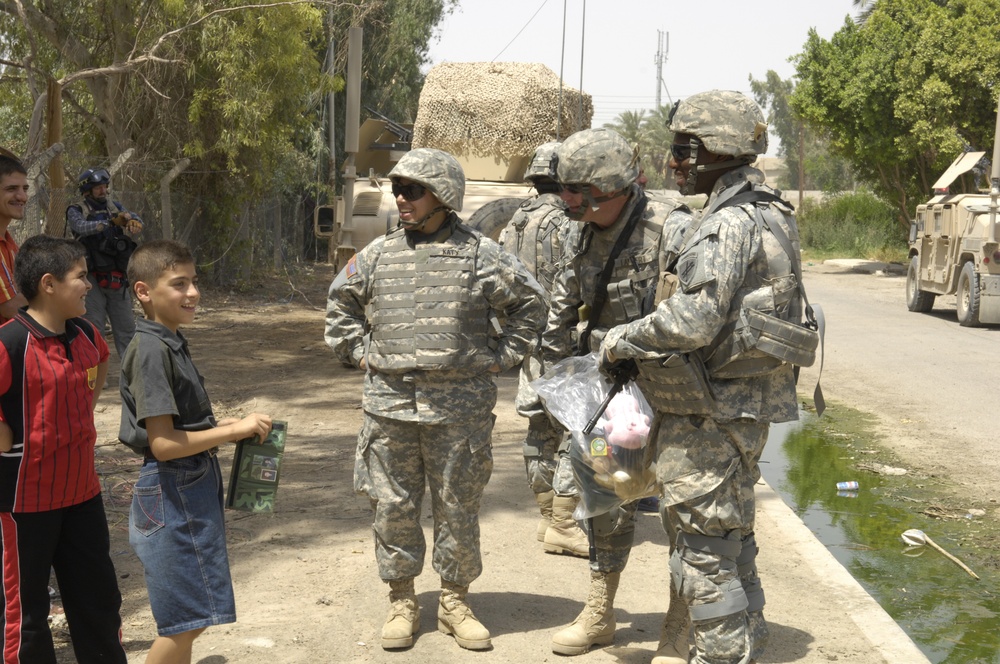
top-left (346, 255), bottom-right (358, 277)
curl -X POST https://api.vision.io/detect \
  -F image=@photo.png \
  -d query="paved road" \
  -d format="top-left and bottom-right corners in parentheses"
top-left (799, 261), bottom-right (1000, 502)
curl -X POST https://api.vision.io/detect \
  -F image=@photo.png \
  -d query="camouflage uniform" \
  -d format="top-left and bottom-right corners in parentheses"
top-left (601, 91), bottom-right (803, 664)
top-left (499, 192), bottom-right (574, 495)
top-left (543, 138), bottom-right (692, 574)
top-left (544, 187), bottom-right (690, 573)
top-left (327, 212), bottom-right (545, 585)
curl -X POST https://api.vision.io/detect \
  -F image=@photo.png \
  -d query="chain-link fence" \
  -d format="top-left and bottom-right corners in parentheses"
top-left (11, 185), bottom-right (329, 285)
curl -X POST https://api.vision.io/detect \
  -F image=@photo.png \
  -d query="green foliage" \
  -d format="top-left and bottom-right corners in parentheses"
top-left (797, 191), bottom-right (906, 262)
top-left (749, 70), bottom-right (854, 192)
top-left (603, 104), bottom-right (673, 189)
top-left (792, 0), bottom-right (1000, 227)
top-left (0, 0), bottom-right (454, 280)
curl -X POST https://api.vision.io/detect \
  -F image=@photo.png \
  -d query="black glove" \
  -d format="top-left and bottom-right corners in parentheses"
top-left (600, 350), bottom-right (638, 385)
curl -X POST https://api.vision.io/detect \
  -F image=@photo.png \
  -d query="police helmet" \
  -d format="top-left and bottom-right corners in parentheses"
top-left (667, 90), bottom-right (768, 158)
top-left (388, 148), bottom-right (465, 212)
top-left (78, 168), bottom-right (111, 195)
top-left (554, 128), bottom-right (640, 194)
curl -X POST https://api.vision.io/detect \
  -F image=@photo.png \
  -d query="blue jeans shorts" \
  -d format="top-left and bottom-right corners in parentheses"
top-left (130, 451), bottom-right (236, 636)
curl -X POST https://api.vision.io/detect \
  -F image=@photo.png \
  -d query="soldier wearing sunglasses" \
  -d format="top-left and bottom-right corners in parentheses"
top-left (600, 90), bottom-right (809, 664)
top-left (326, 147), bottom-right (546, 653)
top-left (66, 167), bottom-right (143, 360)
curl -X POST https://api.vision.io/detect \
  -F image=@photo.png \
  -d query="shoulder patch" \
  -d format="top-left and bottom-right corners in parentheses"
top-left (345, 255), bottom-right (358, 278)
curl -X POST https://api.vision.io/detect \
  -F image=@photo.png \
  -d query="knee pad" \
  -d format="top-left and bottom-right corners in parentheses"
top-left (672, 531), bottom-right (749, 623)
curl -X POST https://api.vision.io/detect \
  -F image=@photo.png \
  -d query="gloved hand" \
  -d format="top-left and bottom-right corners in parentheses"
top-left (600, 348), bottom-right (638, 385)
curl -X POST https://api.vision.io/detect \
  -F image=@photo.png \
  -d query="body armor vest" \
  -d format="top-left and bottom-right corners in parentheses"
top-left (506, 194), bottom-right (566, 294)
top-left (69, 199), bottom-right (137, 274)
top-left (368, 222), bottom-right (494, 376)
top-left (635, 184), bottom-right (815, 415)
top-left (575, 205), bottom-right (664, 351)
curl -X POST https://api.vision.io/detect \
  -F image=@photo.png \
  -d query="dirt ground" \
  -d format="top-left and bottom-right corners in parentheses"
top-left (47, 262), bottom-right (968, 663)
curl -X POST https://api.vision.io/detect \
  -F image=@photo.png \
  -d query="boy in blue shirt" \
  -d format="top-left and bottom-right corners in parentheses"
top-left (119, 239), bottom-right (271, 664)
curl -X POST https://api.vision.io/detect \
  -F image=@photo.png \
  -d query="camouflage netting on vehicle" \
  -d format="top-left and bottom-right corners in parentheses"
top-left (412, 62), bottom-right (593, 158)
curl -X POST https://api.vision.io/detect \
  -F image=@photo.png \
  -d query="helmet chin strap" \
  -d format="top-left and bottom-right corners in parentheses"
top-left (399, 205), bottom-right (448, 232)
top-left (680, 136), bottom-right (752, 195)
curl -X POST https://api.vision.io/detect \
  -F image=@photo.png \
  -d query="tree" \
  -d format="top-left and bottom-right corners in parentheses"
top-left (0, 0), bottom-right (455, 277)
top-left (750, 70), bottom-right (854, 192)
top-left (791, 0), bottom-right (1000, 227)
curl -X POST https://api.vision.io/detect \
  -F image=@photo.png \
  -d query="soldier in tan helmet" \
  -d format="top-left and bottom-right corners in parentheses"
top-left (498, 142), bottom-right (590, 558)
top-left (601, 90), bottom-right (813, 663)
top-left (326, 147), bottom-right (546, 652)
top-left (542, 128), bottom-right (693, 656)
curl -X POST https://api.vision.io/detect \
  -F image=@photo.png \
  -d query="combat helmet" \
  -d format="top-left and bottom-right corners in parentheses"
top-left (524, 141), bottom-right (561, 183)
top-left (555, 128), bottom-right (640, 194)
top-left (388, 148), bottom-right (465, 212)
top-left (78, 167), bottom-right (111, 195)
top-left (667, 90), bottom-right (768, 194)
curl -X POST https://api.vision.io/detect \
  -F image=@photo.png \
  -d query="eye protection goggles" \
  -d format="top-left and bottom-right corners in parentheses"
top-left (391, 182), bottom-right (427, 202)
top-left (561, 183), bottom-right (588, 195)
top-left (670, 144), bottom-right (692, 162)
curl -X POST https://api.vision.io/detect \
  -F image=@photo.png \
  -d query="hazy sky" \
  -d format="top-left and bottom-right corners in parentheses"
top-left (425, 1), bottom-right (860, 155)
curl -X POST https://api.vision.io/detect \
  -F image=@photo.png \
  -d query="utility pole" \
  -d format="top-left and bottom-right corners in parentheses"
top-left (654, 31), bottom-right (670, 108)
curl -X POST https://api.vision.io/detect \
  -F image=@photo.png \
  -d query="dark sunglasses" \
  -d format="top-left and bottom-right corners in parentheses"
top-left (561, 183), bottom-right (587, 195)
top-left (670, 143), bottom-right (692, 162)
top-left (391, 182), bottom-right (427, 201)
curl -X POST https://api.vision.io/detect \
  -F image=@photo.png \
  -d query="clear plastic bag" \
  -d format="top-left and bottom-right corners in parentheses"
top-left (532, 353), bottom-right (657, 519)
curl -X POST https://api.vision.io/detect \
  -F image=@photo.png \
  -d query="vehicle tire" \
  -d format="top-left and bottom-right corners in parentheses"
top-left (905, 255), bottom-right (935, 312)
top-left (956, 261), bottom-right (982, 327)
top-left (466, 197), bottom-right (527, 241)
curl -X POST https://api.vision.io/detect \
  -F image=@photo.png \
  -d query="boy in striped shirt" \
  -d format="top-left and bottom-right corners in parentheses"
top-left (0, 234), bottom-right (127, 663)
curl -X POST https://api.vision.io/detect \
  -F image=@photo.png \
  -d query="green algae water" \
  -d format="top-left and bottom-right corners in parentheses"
top-left (761, 411), bottom-right (1000, 664)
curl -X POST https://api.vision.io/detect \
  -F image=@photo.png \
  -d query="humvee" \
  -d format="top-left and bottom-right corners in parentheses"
top-left (906, 132), bottom-right (1000, 326)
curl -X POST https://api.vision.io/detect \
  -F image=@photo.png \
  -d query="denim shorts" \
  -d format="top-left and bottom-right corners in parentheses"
top-left (130, 451), bottom-right (236, 635)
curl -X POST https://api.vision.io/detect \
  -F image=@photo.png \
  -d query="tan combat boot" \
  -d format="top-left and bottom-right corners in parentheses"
top-left (381, 578), bottom-right (419, 649)
top-left (651, 590), bottom-right (690, 664)
top-left (535, 490), bottom-right (555, 542)
top-left (438, 580), bottom-right (491, 650)
top-left (550, 571), bottom-right (620, 655)
top-left (543, 494), bottom-right (589, 558)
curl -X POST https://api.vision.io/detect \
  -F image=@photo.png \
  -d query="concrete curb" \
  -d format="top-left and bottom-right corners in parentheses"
top-left (821, 258), bottom-right (906, 275)
top-left (757, 480), bottom-right (931, 663)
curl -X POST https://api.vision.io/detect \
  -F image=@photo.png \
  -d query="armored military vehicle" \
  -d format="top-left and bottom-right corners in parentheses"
top-left (906, 102), bottom-right (1000, 326)
top-left (316, 61), bottom-right (592, 268)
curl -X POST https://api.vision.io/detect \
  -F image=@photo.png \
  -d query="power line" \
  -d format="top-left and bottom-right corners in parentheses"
top-left (492, 0), bottom-right (551, 61)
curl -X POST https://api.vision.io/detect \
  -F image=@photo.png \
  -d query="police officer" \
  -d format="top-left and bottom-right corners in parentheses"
top-left (66, 167), bottom-right (143, 359)
top-left (543, 128), bottom-right (693, 655)
top-left (600, 90), bottom-right (810, 664)
top-left (325, 148), bottom-right (546, 652)
top-left (497, 142), bottom-right (588, 557)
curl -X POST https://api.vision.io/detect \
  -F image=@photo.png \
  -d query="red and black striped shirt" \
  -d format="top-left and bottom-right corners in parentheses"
top-left (0, 312), bottom-right (109, 512)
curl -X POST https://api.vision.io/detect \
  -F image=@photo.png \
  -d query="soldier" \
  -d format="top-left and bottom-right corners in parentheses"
top-left (497, 142), bottom-right (588, 557)
top-left (66, 167), bottom-right (143, 359)
top-left (543, 128), bottom-right (693, 655)
top-left (325, 148), bottom-right (546, 652)
top-left (600, 90), bottom-right (810, 664)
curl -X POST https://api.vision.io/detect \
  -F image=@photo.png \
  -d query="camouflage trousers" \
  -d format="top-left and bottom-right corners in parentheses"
top-left (585, 500), bottom-right (637, 573)
top-left (354, 412), bottom-right (495, 587)
top-left (516, 354), bottom-right (561, 493)
top-left (655, 414), bottom-right (770, 664)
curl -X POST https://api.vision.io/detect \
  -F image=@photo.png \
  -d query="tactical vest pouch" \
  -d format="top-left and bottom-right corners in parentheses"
top-left (635, 352), bottom-right (715, 415)
top-left (607, 277), bottom-right (642, 321)
top-left (708, 309), bottom-right (818, 380)
top-left (654, 272), bottom-right (680, 307)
